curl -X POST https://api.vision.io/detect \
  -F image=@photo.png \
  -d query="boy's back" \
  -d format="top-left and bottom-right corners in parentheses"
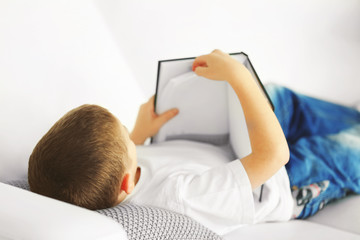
top-left (124, 140), bottom-right (293, 235)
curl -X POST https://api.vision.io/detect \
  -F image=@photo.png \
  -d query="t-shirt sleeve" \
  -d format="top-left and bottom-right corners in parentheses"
top-left (176, 160), bottom-right (255, 235)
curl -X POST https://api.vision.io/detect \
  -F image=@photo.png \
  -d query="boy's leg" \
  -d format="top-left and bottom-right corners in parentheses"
top-left (286, 125), bottom-right (360, 218)
top-left (265, 84), bottom-right (360, 218)
top-left (265, 84), bottom-right (360, 144)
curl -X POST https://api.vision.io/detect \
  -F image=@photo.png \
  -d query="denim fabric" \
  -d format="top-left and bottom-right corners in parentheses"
top-left (265, 84), bottom-right (360, 218)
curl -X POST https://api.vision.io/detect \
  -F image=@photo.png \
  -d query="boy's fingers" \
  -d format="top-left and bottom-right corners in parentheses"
top-left (212, 49), bottom-right (226, 55)
top-left (148, 95), bottom-right (155, 103)
top-left (194, 66), bottom-right (208, 77)
top-left (140, 95), bottom-right (155, 110)
top-left (147, 95), bottom-right (155, 112)
top-left (212, 49), bottom-right (221, 54)
top-left (157, 108), bottom-right (179, 125)
top-left (192, 56), bottom-right (208, 71)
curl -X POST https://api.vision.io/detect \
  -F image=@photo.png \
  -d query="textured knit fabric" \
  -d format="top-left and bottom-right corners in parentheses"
top-left (6, 179), bottom-right (30, 190)
top-left (5, 179), bottom-right (222, 240)
top-left (266, 84), bottom-right (360, 219)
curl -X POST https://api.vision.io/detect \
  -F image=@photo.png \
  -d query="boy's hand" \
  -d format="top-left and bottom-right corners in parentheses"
top-left (130, 95), bottom-right (179, 145)
top-left (192, 49), bottom-right (248, 84)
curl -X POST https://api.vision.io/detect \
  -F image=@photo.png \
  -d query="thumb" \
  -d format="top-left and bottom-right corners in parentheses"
top-left (156, 108), bottom-right (179, 126)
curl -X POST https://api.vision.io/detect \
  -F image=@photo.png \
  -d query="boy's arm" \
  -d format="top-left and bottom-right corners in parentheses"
top-left (130, 95), bottom-right (179, 145)
top-left (193, 50), bottom-right (289, 189)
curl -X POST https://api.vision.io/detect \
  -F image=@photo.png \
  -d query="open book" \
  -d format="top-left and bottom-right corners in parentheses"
top-left (151, 52), bottom-right (273, 160)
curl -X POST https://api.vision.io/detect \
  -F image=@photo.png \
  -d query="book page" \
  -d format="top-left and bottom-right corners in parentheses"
top-left (154, 71), bottom-right (229, 144)
top-left (156, 59), bottom-right (194, 97)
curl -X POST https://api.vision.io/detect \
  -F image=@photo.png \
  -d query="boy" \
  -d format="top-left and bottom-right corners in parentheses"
top-left (28, 50), bottom-right (360, 234)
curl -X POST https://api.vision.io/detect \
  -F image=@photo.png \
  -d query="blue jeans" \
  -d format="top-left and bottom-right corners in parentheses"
top-left (265, 84), bottom-right (360, 218)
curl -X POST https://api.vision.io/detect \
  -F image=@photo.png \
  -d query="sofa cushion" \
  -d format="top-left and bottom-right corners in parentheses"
top-left (222, 221), bottom-right (360, 240)
top-left (307, 194), bottom-right (360, 235)
top-left (98, 204), bottom-right (221, 240)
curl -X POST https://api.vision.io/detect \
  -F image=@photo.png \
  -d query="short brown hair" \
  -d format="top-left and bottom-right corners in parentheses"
top-left (28, 104), bottom-right (128, 210)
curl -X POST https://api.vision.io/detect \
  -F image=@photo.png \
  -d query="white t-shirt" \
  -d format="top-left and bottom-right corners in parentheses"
top-left (123, 140), bottom-right (293, 235)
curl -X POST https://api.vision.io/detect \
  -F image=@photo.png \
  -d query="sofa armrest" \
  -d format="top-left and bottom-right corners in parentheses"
top-left (0, 182), bottom-right (128, 240)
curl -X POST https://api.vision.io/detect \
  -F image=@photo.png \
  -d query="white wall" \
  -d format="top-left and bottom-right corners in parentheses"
top-left (0, 0), bottom-right (144, 181)
top-left (0, 0), bottom-right (359, 181)
top-left (95, 0), bottom-right (360, 103)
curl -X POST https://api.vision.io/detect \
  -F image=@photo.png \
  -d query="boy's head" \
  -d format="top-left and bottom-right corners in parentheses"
top-left (28, 104), bottom-right (138, 210)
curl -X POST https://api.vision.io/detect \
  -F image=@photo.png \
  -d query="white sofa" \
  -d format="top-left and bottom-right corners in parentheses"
top-left (1, 181), bottom-right (359, 239)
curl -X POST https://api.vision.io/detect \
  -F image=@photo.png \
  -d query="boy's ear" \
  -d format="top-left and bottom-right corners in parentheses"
top-left (120, 173), bottom-right (132, 194)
